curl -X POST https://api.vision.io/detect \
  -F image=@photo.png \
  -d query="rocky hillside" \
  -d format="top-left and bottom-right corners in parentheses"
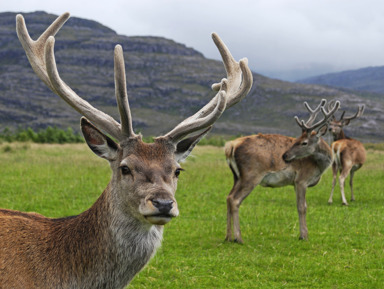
top-left (1, 12), bottom-right (383, 142)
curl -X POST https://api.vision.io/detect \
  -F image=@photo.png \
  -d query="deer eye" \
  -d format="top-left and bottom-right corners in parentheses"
top-left (301, 141), bottom-right (308, 146)
top-left (174, 168), bottom-right (184, 178)
top-left (120, 166), bottom-right (131, 175)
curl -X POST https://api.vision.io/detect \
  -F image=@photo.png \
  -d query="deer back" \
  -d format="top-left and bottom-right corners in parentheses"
top-left (332, 138), bottom-right (366, 167)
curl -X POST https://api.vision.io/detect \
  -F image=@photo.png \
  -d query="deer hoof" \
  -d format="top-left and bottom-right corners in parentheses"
top-left (233, 238), bottom-right (244, 244)
top-left (224, 236), bottom-right (233, 242)
top-left (342, 202), bottom-right (349, 206)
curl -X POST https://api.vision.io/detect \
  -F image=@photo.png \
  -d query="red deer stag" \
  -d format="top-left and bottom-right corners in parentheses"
top-left (225, 99), bottom-right (339, 243)
top-left (328, 104), bottom-right (366, 205)
top-left (0, 13), bottom-right (252, 288)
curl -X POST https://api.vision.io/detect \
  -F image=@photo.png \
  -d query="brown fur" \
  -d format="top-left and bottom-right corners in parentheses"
top-left (0, 192), bottom-right (110, 288)
top-left (0, 136), bottom-right (181, 288)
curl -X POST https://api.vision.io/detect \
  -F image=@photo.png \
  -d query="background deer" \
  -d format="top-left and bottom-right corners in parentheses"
top-left (0, 13), bottom-right (252, 288)
top-left (328, 104), bottom-right (366, 205)
top-left (225, 99), bottom-right (339, 243)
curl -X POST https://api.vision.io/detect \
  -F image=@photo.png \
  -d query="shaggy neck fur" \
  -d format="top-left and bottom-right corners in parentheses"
top-left (46, 183), bottom-right (163, 289)
top-left (333, 129), bottom-right (351, 141)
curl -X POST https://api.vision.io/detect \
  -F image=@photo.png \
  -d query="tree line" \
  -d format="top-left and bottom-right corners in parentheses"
top-left (0, 126), bottom-right (240, 146)
top-left (0, 126), bottom-right (84, 144)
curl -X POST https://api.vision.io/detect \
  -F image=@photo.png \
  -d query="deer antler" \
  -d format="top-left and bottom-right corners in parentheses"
top-left (16, 13), bottom-right (134, 141)
top-left (114, 44), bottom-right (136, 138)
top-left (295, 99), bottom-right (326, 128)
top-left (161, 33), bottom-right (253, 142)
top-left (295, 99), bottom-right (340, 132)
top-left (328, 100), bottom-right (365, 124)
top-left (17, 13), bottom-right (252, 143)
top-left (303, 99), bottom-right (326, 126)
top-left (339, 104), bottom-right (365, 122)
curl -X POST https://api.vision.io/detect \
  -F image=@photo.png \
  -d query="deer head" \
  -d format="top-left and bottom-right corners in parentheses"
top-left (283, 99), bottom-right (340, 162)
top-left (16, 12), bottom-right (253, 226)
top-left (328, 102), bottom-right (365, 140)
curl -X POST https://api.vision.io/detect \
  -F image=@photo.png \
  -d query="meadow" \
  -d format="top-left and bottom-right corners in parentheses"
top-left (0, 142), bottom-right (383, 288)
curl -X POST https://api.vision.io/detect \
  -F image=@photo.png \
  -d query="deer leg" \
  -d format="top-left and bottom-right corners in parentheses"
top-left (349, 169), bottom-right (356, 201)
top-left (328, 162), bottom-right (338, 204)
top-left (226, 180), bottom-right (257, 244)
top-left (226, 180), bottom-right (240, 242)
top-left (339, 167), bottom-right (351, 206)
top-left (295, 183), bottom-right (308, 240)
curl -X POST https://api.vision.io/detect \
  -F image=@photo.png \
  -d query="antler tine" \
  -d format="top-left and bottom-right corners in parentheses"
top-left (294, 116), bottom-right (303, 128)
top-left (211, 33), bottom-right (253, 108)
top-left (327, 99), bottom-right (336, 110)
top-left (304, 99), bottom-right (327, 126)
top-left (16, 13), bottom-right (70, 90)
top-left (162, 84), bottom-right (228, 142)
top-left (114, 45), bottom-right (136, 138)
top-left (340, 104), bottom-right (365, 122)
top-left (339, 110), bottom-right (346, 120)
top-left (17, 13), bottom-right (124, 140)
top-left (162, 33), bottom-right (253, 142)
top-left (45, 37), bottom-right (122, 139)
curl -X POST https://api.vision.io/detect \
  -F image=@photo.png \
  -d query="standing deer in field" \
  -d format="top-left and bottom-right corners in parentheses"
top-left (327, 104), bottom-right (366, 205)
top-left (225, 99), bottom-right (340, 243)
top-left (0, 13), bottom-right (252, 288)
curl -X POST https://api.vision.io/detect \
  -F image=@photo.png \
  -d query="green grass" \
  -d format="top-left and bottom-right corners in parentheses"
top-left (0, 143), bottom-right (383, 288)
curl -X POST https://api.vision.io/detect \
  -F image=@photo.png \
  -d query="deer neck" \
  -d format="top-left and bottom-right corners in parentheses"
top-left (53, 182), bottom-right (163, 288)
top-left (311, 139), bottom-right (333, 172)
top-left (334, 129), bottom-right (346, 141)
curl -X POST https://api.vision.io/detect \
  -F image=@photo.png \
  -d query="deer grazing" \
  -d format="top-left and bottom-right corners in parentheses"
top-left (0, 13), bottom-right (252, 288)
top-left (327, 104), bottom-right (366, 205)
top-left (225, 99), bottom-right (340, 243)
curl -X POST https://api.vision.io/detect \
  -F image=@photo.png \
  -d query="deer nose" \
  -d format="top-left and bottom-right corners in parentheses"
top-left (151, 199), bottom-right (174, 213)
top-left (282, 153), bottom-right (292, 163)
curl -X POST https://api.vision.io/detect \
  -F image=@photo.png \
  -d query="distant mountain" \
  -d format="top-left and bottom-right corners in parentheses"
top-left (1, 12), bottom-right (383, 142)
top-left (297, 66), bottom-right (384, 94)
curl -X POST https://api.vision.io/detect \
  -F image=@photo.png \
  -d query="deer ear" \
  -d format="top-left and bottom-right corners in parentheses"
top-left (341, 119), bottom-right (351, 126)
top-left (175, 127), bottom-right (212, 162)
top-left (81, 117), bottom-right (119, 161)
top-left (315, 124), bottom-right (328, 137)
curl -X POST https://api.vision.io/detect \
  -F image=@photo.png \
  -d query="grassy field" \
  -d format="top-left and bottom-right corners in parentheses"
top-left (0, 143), bottom-right (383, 288)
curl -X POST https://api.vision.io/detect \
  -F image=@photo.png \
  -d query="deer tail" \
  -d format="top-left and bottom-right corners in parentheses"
top-left (225, 141), bottom-right (240, 180)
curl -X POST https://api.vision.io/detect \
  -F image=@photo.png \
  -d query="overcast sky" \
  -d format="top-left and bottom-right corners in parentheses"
top-left (3, 0), bottom-right (384, 80)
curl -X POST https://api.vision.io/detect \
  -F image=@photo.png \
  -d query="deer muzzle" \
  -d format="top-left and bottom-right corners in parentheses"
top-left (282, 152), bottom-right (294, 163)
top-left (141, 194), bottom-right (179, 225)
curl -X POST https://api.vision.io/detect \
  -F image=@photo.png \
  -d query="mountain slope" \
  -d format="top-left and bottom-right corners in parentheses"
top-left (298, 66), bottom-right (384, 94)
top-left (0, 12), bottom-right (383, 141)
